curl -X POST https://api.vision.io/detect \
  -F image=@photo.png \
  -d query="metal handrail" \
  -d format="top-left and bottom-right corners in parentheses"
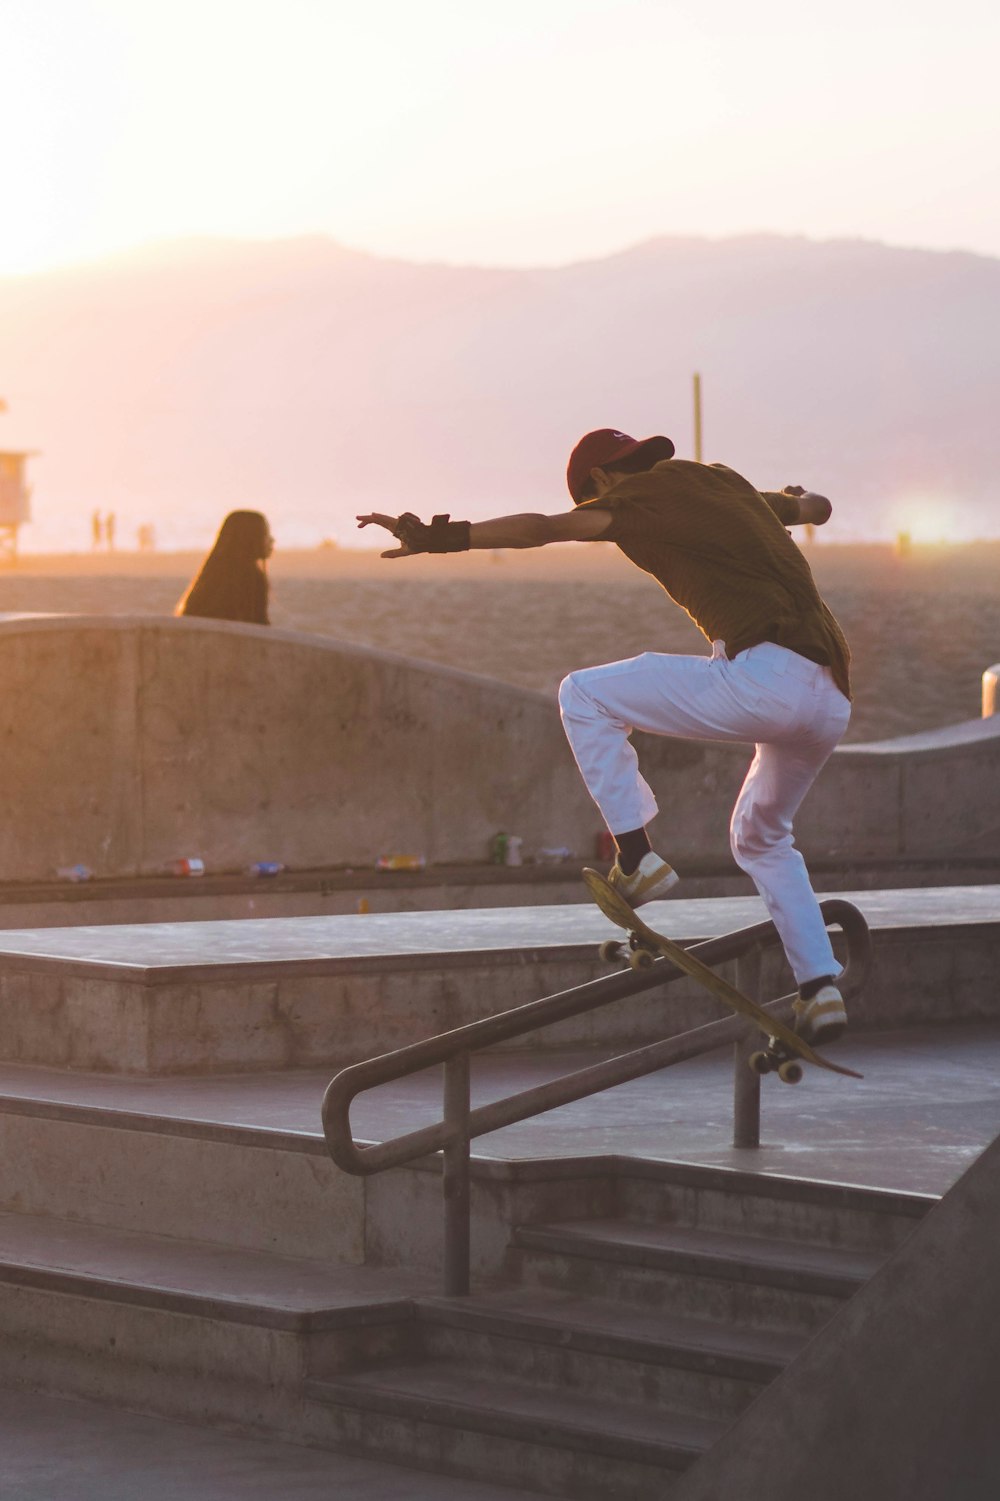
top-left (322, 899), bottom-right (871, 1293)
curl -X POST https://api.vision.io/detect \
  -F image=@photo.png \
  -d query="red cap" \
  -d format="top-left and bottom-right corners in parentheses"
top-left (566, 429), bottom-right (675, 503)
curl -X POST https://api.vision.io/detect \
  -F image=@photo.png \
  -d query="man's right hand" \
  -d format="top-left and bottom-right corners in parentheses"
top-left (356, 513), bottom-right (417, 558)
top-left (357, 511), bottom-right (472, 556)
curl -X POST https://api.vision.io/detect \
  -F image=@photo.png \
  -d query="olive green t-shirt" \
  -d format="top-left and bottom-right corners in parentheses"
top-left (583, 459), bottom-right (851, 700)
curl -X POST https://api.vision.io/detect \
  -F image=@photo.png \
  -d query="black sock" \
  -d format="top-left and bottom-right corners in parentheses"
top-left (614, 828), bottom-right (651, 875)
top-left (799, 974), bottom-right (835, 1000)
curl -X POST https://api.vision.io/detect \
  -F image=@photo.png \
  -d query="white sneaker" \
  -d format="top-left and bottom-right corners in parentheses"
top-left (608, 851), bottom-right (680, 907)
top-left (793, 983), bottom-right (848, 1045)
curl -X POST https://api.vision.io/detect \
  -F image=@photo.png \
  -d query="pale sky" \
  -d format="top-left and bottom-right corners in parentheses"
top-left (3, 0), bottom-right (999, 274)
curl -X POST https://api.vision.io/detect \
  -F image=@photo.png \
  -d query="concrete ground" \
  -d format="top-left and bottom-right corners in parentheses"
top-left (0, 1386), bottom-right (530, 1500)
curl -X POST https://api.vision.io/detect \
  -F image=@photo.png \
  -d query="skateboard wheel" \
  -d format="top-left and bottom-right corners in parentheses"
top-left (598, 939), bottom-right (624, 963)
top-left (777, 1059), bottom-right (804, 1085)
top-left (748, 1050), bottom-right (772, 1076)
top-left (628, 947), bottom-right (656, 971)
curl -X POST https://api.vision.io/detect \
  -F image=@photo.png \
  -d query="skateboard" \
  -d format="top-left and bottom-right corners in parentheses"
top-left (583, 867), bottom-right (862, 1084)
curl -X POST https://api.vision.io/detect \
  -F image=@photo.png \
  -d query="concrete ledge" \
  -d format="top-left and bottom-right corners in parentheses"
top-left (1, 885), bottom-right (1000, 973)
top-left (0, 888), bottom-right (999, 1072)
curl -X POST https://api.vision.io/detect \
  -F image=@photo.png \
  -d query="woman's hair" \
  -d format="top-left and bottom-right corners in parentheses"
top-left (175, 510), bottom-right (272, 624)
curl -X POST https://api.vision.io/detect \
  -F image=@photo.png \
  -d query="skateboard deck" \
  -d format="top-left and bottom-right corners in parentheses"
top-left (583, 867), bottom-right (862, 1082)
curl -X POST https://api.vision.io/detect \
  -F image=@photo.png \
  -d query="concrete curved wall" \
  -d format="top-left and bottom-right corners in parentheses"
top-left (637, 712), bottom-right (1000, 866)
top-left (1, 614), bottom-right (999, 882)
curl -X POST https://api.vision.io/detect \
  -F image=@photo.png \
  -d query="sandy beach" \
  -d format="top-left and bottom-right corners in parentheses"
top-left (2, 540), bottom-right (998, 744)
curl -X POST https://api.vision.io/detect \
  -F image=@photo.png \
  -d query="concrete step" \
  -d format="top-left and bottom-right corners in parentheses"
top-left (0, 1062), bottom-right (637, 1274)
top-left (405, 1287), bottom-right (803, 1420)
top-left (0, 1057), bottom-right (938, 1278)
top-left (0, 1067), bottom-right (366, 1263)
top-left (0, 886), bottom-right (999, 1072)
top-left (307, 1360), bottom-right (725, 1500)
top-left (0, 909), bottom-right (651, 1073)
top-left (509, 1218), bottom-right (884, 1334)
top-left (616, 1158), bottom-right (931, 1255)
top-left (0, 1385), bottom-right (540, 1501)
top-left (0, 1209), bottom-right (429, 1431)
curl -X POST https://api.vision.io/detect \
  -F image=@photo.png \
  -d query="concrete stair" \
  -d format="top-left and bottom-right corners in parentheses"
top-left (0, 1046), bottom-right (934, 1498)
top-left (0, 1208), bottom-right (431, 1431)
top-left (0, 1186), bottom-right (917, 1499)
top-left (509, 1220), bottom-right (880, 1333)
top-left (407, 1288), bottom-right (800, 1413)
top-left (294, 1170), bottom-right (928, 1498)
top-left (308, 1363), bottom-right (724, 1500)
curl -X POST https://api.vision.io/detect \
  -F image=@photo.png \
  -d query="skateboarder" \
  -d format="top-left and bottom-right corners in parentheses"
top-left (357, 428), bottom-right (852, 1045)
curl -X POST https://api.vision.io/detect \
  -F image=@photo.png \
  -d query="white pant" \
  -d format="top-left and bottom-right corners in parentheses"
top-left (558, 642), bottom-right (852, 984)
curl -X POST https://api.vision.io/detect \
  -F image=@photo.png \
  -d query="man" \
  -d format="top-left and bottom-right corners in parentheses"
top-left (357, 428), bottom-right (852, 1046)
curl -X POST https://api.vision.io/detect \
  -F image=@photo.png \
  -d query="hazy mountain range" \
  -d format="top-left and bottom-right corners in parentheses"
top-left (1, 233), bottom-right (997, 549)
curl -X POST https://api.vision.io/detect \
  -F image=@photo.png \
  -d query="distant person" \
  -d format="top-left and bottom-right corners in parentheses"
top-left (105, 511), bottom-right (116, 552)
top-left (358, 430), bottom-right (852, 1049)
top-left (175, 510), bottom-right (273, 625)
top-left (91, 509), bottom-right (102, 549)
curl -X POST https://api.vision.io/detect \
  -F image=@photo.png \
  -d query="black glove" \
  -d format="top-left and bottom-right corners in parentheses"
top-left (392, 512), bottom-right (471, 554)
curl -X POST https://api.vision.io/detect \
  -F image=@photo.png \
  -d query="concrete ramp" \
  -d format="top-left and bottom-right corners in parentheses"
top-left (674, 1127), bottom-right (1000, 1501)
top-left (2, 613), bottom-right (999, 881)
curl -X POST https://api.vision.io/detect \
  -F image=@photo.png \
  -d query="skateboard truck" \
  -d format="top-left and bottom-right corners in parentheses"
top-left (598, 936), bottom-right (657, 972)
top-left (747, 1044), bottom-right (804, 1086)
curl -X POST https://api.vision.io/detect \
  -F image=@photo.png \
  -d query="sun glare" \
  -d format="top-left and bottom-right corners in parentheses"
top-left (890, 495), bottom-right (963, 545)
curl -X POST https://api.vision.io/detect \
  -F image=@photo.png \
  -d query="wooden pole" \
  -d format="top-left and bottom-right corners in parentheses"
top-left (693, 371), bottom-right (703, 462)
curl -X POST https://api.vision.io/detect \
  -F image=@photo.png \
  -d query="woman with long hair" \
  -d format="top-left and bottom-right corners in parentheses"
top-left (175, 510), bottom-right (273, 624)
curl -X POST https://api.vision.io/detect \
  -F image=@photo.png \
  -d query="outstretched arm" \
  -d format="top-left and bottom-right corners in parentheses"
top-left (761, 486), bottom-right (833, 526)
top-left (357, 506), bottom-right (613, 558)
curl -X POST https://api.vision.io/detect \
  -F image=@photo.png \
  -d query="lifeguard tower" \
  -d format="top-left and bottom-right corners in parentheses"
top-left (0, 447), bottom-right (36, 563)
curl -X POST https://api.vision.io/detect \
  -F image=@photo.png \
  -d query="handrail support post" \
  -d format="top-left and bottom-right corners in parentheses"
top-left (442, 1050), bottom-right (471, 1296)
top-left (733, 949), bottom-right (762, 1148)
